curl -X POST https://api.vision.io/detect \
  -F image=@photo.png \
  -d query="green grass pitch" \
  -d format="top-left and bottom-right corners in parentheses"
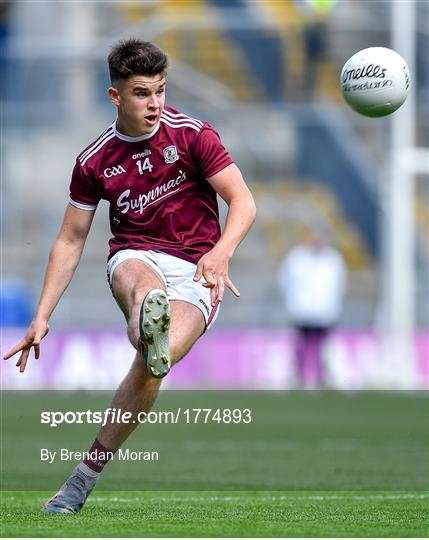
top-left (1, 391), bottom-right (428, 537)
top-left (1, 490), bottom-right (428, 537)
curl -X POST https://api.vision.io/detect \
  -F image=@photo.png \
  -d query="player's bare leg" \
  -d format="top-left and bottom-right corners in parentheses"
top-left (111, 258), bottom-right (167, 349)
top-left (110, 260), bottom-right (173, 377)
top-left (42, 259), bottom-right (205, 513)
top-left (98, 299), bottom-right (204, 450)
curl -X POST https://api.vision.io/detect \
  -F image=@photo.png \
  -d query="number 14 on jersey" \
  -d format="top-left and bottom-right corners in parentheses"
top-left (136, 157), bottom-right (153, 174)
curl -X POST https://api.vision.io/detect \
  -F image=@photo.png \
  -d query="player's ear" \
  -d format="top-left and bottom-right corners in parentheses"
top-left (108, 86), bottom-right (121, 107)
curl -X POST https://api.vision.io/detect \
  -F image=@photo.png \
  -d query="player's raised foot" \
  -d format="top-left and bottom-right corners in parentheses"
top-left (140, 289), bottom-right (171, 378)
top-left (41, 467), bottom-right (97, 513)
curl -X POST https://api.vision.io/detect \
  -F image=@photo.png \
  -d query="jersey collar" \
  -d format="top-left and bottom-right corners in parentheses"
top-left (112, 120), bottom-right (160, 142)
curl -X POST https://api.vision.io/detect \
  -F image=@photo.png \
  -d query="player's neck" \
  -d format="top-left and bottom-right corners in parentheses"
top-left (116, 117), bottom-right (155, 138)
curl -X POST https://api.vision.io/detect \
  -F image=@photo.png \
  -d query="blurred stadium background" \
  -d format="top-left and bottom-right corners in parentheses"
top-left (1, 0), bottom-right (428, 390)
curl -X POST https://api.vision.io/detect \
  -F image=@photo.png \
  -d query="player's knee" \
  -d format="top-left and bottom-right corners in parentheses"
top-left (130, 286), bottom-right (148, 310)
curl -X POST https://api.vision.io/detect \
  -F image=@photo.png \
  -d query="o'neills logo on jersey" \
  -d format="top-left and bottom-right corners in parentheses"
top-left (132, 149), bottom-right (151, 160)
top-left (116, 170), bottom-right (187, 215)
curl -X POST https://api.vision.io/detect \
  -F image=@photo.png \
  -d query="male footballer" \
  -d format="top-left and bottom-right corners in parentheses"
top-left (4, 38), bottom-right (256, 513)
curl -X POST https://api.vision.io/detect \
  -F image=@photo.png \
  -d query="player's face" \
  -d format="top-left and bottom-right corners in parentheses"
top-left (109, 75), bottom-right (166, 136)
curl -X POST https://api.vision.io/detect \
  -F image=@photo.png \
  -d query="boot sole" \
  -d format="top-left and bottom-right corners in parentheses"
top-left (139, 289), bottom-right (171, 378)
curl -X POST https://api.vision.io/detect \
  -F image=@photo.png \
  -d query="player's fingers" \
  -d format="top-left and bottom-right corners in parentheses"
top-left (216, 276), bottom-right (225, 303)
top-left (16, 349), bottom-right (29, 373)
top-left (210, 284), bottom-right (217, 306)
top-left (15, 349), bottom-right (26, 366)
top-left (3, 340), bottom-right (27, 360)
top-left (19, 352), bottom-right (29, 373)
top-left (193, 263), bottom-right (203, 282)
top-left (225, 276), bottom-right (240, 298)
top-left (32, 331), bottom-right (45, 360)
top-left (202, 270), bottom-right (216, 288)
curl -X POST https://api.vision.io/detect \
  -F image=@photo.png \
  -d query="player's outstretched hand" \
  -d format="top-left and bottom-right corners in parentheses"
top-left (3, 319), bottom-right (49, 373)
top-left (193, 248), bottom-right (240, 307)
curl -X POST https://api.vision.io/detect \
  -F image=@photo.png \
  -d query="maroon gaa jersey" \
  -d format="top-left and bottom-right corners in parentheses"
top-left (69, 106), bottom-right (234, 264)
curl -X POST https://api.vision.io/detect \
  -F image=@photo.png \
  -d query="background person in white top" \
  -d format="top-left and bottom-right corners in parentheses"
top-left (278, 227), bottom-right (348, 388)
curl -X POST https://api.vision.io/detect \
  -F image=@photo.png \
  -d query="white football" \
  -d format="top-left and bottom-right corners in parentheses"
top-left (341, 47), bottom-right (410, 117)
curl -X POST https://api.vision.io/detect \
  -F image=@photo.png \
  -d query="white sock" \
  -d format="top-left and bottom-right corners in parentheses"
top-left (77, 462), bottom-right (101, 478)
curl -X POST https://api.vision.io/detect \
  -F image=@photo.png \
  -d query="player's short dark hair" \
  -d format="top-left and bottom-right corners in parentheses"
top-left (108, 38), bottom-right (168, 84)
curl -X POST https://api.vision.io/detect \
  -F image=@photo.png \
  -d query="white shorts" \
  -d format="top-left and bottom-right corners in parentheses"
top-left (106, 249), bottom-right (220, 330)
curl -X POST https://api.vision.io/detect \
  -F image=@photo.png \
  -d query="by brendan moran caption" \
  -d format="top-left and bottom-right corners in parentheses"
top-left (40, 448), bottom-right (159, 464)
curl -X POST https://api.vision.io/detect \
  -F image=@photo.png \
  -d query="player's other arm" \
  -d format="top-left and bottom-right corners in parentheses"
top-left (3, 204), bottom-right (95, 372)
top-left (194, 163), bottom-right (256, 306)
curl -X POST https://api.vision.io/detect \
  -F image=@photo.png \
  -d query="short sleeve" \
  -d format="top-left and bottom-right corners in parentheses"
top-left (192, 125), bottom-right (234, 179)
top-left (69, 159), bottom-right (101, 211)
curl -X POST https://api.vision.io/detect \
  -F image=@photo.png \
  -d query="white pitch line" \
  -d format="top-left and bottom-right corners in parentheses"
top-left (88, 493), bottom-right (429, 504)
top-left (3, 493), bottom-right (426, 504)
